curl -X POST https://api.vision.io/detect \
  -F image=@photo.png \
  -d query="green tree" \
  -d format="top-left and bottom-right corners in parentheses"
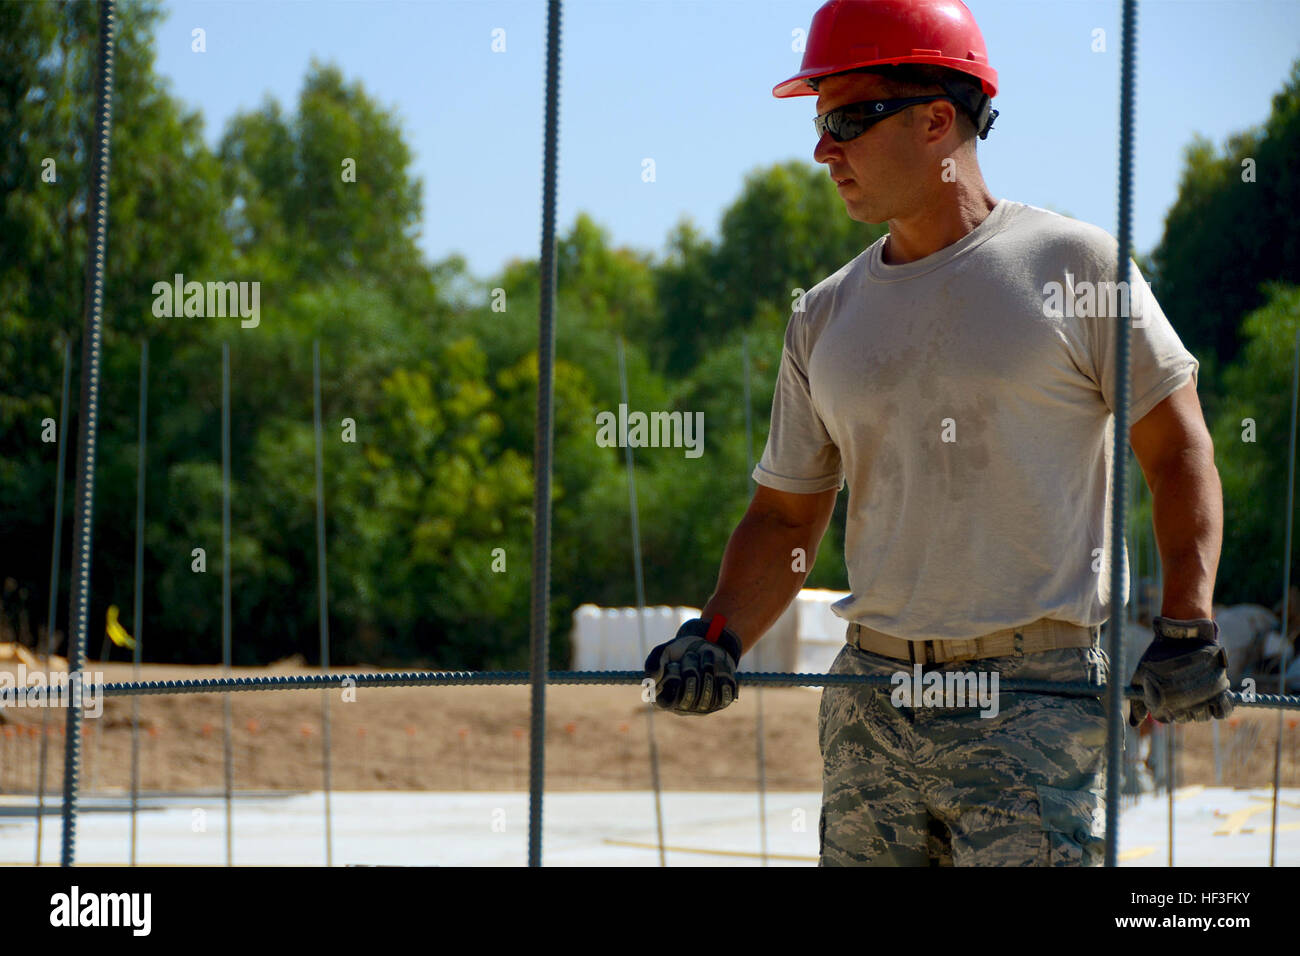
top-left (0, 0), bottom-right (231, 656)
top-left (218, 60), bottom-right (438, 317)
top-left (1149, 59), bottom-right (1300, 379)
top-left (654, 161), bottom-right (885, 374)
top-left (1207, 283), bottom-right (1300, 605)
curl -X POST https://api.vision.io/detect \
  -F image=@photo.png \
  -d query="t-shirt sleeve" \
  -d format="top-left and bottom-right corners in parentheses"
top-left (1080, 258), bottom-right (1199, 423)
top-left (752, 312), bottom-right (845, 494)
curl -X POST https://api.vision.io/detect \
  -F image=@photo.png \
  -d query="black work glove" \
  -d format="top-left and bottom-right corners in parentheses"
top-left (643, 617), bottom-right (742, 716)
top-left (1128, 616), bottom-right (1235, 726)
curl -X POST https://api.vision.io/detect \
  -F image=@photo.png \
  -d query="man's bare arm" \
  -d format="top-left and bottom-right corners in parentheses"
top-left (701, 484), bottom-right (840, 655)
top-left (1129, 381), bottom-right (1223, 620)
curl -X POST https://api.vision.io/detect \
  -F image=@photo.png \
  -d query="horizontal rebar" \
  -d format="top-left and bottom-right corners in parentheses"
top-left (1, 671), bottom-right (1295, 708)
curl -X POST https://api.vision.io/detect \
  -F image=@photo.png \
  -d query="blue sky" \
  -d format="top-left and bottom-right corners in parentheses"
top-left (151, 0), bottom-right (1300, 280)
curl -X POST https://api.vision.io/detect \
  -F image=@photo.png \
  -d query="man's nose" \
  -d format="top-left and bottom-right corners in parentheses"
top-left (813, 130), bottom-right (841, 165)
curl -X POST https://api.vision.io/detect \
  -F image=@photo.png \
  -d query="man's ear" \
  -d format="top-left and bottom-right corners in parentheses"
top-left (923, 100), bottom-right (958, 141)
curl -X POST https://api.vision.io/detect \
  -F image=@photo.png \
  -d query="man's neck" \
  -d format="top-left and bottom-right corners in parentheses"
top-left (882, 189), bottom-right (999, 266)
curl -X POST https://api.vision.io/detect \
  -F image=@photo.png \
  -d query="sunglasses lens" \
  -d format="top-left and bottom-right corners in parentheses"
top-left (817, 105), bottom-right (884, 142)
top-left (816, 112), bottom-right (857, 142)
top-left (816, 98), bottom-right (942, 143)
top-left (834, 117), bottom-right (867, 142)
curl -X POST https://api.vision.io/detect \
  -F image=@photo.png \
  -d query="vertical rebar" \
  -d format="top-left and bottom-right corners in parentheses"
top-left (35, 336), bottom-right (72, 866)
top-left (1166, 722), bottom-right (1175, 867)
top-left (129, 339), bottom-right (148, 865)
top-left (222, 342), bottom-right (234, 865)
top-left (313, 340), bottom-right (334, 867)
top-left (1213, 718), bottom-right (1221, 785)
top-left (1270, 327), bottom-right (1299, 866)
top-left (1125, 460), bottom-right (1141, 796)
top-left (617, 336), bottom-right (667, 867)
top-left (61, 0), bottom-right (116, 868)
top-left (1103, 0), bottom-right (1138, 869)
top-left (1130, 452), bottom-right (1140, 628)
top-left (527, 0), bottom-right (562, 868)
top-left (743, 333), bottom-right (770, 867)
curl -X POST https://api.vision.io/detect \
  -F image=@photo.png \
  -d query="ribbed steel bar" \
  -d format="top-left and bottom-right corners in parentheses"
top-left (221, 342), bottom-right (233, 866)
top-left (1270, 327), bottom-right (1299, 866)
top-left (35, 337), bottom-right (72, 865)
top-left (617, 336), bottom-right (667, 867)
top-left (60, 0), bottom-right (116, 868)
top-left (1104, 0), bottom-right (1138, 870)
top-left (742, 333), bottom-right (769, 867)
top-left (1167, 722), bottom-right (1176, 867)
top-left (528, 0), bottom-right (563, 868)
top-left (9, 672), bottom-right (1288, 706)
top-left (313, 340), bottom-right (334, 867)
top-left (129, 339), bottom-right (148, 866)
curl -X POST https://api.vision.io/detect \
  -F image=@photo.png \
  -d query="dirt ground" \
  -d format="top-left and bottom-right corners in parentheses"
top-left (0, 658), bottom-right (1297, 795)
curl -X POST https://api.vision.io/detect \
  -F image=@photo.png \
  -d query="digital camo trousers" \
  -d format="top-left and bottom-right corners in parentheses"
top-left (818, 634), bottom-right (1111, 866)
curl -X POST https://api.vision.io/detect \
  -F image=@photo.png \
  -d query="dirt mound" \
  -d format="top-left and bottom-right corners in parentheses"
top-left (0, 660), bottom-right (1294, 795)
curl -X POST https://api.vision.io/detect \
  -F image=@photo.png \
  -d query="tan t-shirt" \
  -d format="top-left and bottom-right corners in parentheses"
top-left (753, 199), bottom-right (1197, 641)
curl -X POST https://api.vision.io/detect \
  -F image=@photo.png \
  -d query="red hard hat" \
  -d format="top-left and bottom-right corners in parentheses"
top-left (774, 0), bottom-right (998, 99)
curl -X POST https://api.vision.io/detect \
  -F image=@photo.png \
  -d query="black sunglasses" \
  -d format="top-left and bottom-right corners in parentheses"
top-left (814, 95), bottom-right (956, 143)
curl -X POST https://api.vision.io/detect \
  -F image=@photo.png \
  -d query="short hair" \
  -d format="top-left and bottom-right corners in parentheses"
top-left (811, 64), bottom-right (985, 141)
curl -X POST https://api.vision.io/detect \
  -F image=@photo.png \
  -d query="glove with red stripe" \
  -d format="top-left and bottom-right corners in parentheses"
top-left (643, 616), bottom-right (742, 716)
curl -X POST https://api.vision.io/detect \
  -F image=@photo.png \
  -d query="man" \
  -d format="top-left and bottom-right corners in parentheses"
top-left (644, 0), bottom-right (1234, 866)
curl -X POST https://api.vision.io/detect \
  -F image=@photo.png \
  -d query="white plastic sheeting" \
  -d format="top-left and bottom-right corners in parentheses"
top-left (569, 589), bottom-right (852, 674)
top-left (764, 589), bottom-right (851, 675)
top-left (1214, 604), bottom-right (1281, 685)
top-left (569, 605), bottom-right (699, 671)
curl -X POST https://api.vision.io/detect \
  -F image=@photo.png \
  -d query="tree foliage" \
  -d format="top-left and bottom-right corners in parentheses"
top-left (3, 6), bottom-right (1294, 666)
top-left (1149, 59), bottom-right (1300, 383)
top-left (1207, 283), bottom-right (1300, 605)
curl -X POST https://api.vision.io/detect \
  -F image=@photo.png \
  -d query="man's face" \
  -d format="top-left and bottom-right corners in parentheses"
top-left (812, 72), bottom-right (937, 224)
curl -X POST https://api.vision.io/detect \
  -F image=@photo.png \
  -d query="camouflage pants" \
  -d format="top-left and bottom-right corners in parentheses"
top-left (818, 630), bottom-right (1110, 866)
